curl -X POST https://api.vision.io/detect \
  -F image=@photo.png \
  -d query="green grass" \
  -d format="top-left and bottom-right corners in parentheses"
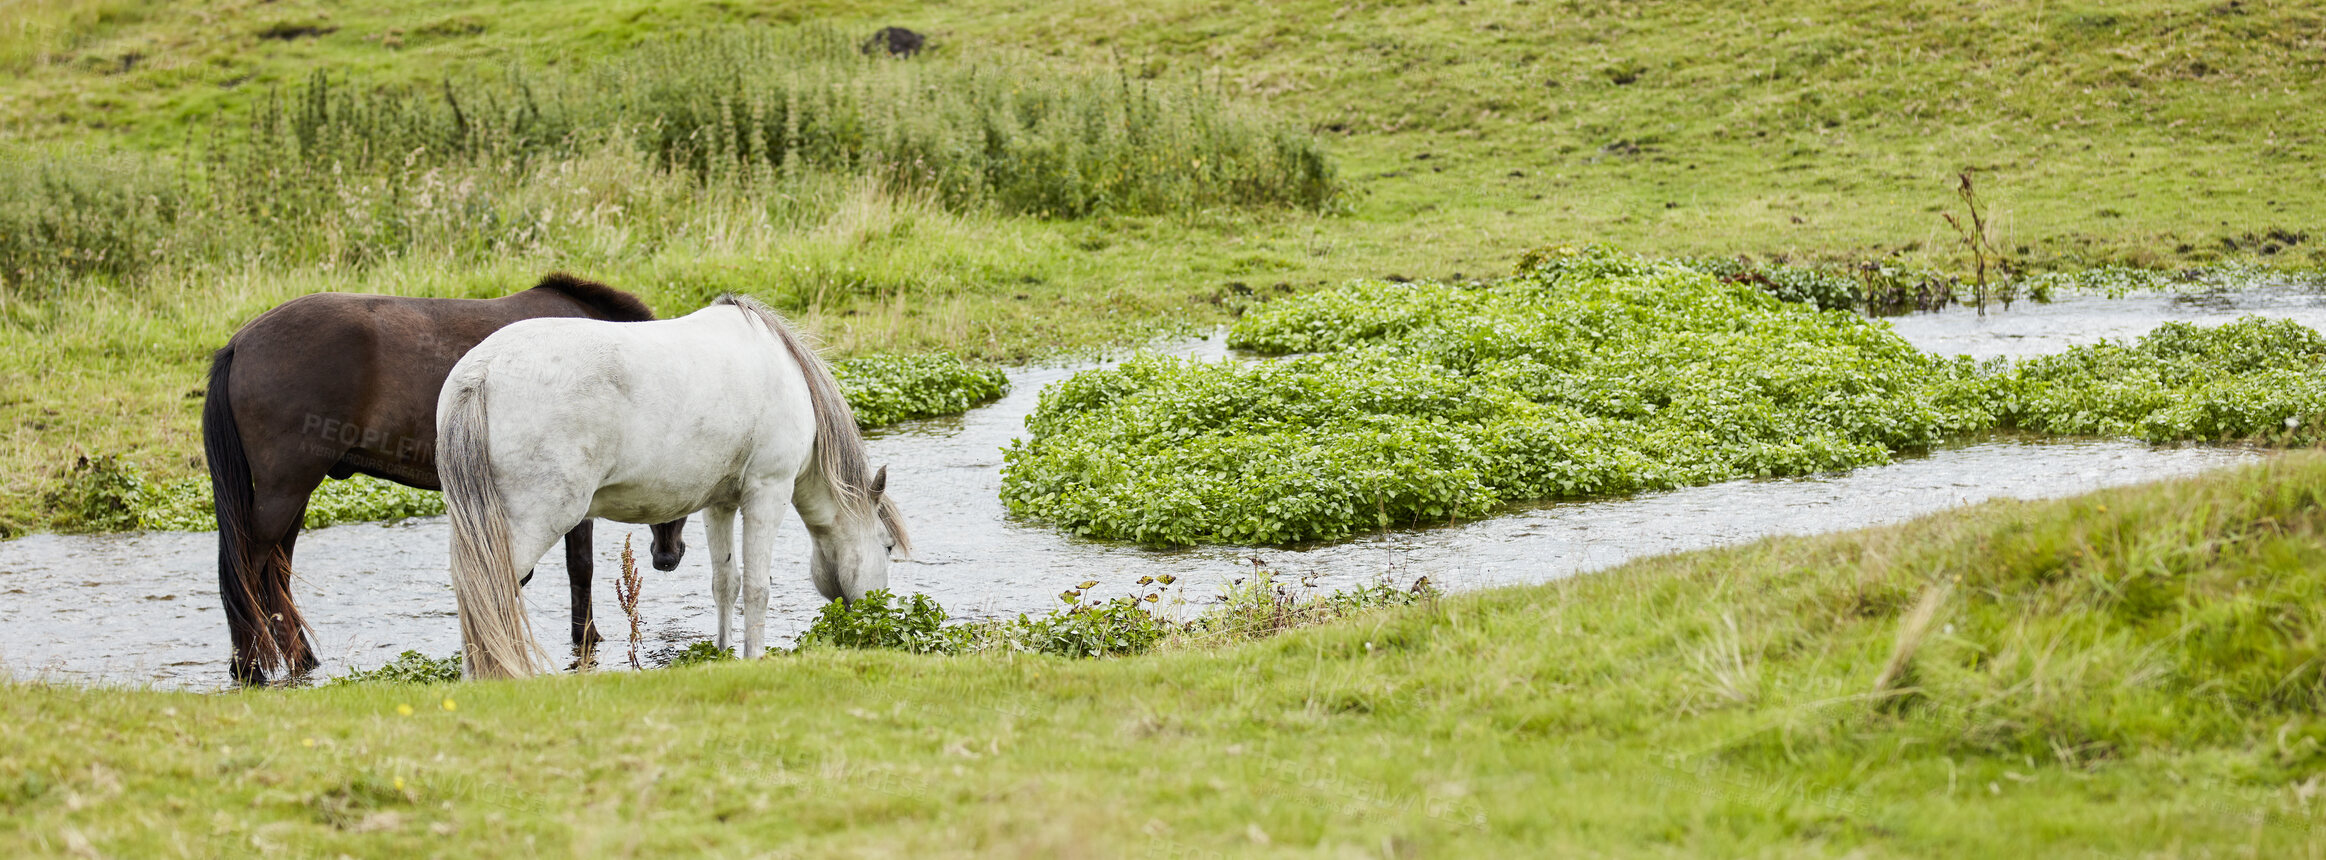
top-left (12, 453), bottom-right (2326, 856)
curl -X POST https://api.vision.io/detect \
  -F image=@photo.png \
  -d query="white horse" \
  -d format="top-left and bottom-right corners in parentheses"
top-left (436, 294), bottom-right (909, 679)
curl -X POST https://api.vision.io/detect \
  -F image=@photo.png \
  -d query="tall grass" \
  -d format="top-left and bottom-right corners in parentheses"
top-left (0, 25), bottom-right (1339, 299)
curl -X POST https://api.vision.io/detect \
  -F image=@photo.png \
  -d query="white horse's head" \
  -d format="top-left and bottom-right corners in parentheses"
top-left (810, 465), bottom-right (903, 604)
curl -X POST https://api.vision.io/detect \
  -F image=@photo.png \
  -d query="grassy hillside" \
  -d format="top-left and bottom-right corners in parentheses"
top-left (0, 0), bottom-right (2318, 532)
top-left (8, 0), bottom-right (2319, 264)
top-left (9, 453), bottom-right (2326, 856)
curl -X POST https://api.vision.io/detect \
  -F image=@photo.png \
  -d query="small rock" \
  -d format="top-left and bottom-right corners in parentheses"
top-left (862, 27), bottom-right (926, 58)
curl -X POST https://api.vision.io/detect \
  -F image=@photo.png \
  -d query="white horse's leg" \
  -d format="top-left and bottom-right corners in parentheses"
top-left (739, 494), bottom-right (788, 659)
top-left (706, 504), bottom-right (739, 652)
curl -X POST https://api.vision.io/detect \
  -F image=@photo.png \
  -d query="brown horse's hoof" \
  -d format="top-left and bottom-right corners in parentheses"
top-left (231, 662), bottom-right (269, 687)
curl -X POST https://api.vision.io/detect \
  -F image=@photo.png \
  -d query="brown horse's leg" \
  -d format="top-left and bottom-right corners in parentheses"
top-left (276, 523), bottom-right (320, 676)
top-left (564, 519), bottom-right (599, 650)
top-left (247, 472), bottom-right (323, 681)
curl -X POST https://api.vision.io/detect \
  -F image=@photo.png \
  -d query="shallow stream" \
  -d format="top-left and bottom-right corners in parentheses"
top-left (6, 286), bottom-right (2324, 689)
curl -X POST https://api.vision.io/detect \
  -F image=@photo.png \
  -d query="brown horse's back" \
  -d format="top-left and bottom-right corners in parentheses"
top-left (225, 290), bottom-right (598, 489)
top-left (206, 275), bottom-right (655, 684)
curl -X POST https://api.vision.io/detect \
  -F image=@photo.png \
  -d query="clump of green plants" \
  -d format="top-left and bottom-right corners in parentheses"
top-left (794, 584), bottom-right (1172, 659)
top-left (2015, 265), bottom-right (2184, 299)
top-left (2000, 316), bottom-right (2326, 444)
top-left (797, 589), bottom-right (963, 654)
top-left (1676, 256), bottom-right (1862, 312)
top-left (41, 455), bottom-right (147, 532)
top-left (660, 641), bottom-right (736, 668)
top-left (132, 471), bottom-right (444, 533)
top-left (43, 456), bottom-right (442, 533)
top-left (996, 582), bottom-right (1177, 658)
top-left (323, 650), bottom-right (461, 686)
top-left (831, 353), bottom-right (1009, 428)
top-left (1001, 245), bottom-right (1998, 545)
top-left (1186, 565), bottom-right (1440, 642)
top-left (788, 570), bottom-right (1431, 660)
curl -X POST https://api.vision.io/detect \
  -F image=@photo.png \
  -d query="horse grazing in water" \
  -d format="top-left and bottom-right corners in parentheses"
top-left (203, 274), bottom-right (689, 686)
top-left (439, 294), bottom-right (908, 679)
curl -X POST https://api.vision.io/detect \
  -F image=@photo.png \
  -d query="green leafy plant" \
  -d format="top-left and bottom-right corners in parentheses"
top-left (831, 353), bottom-right (1009, 427)
top-left (797, 589), bottom-right (962, 654)
top-left (661, 641), bottom-right (736, 668)
top-left (2001, 316), bottom-right (2326, 444)
top-left (1188, 563), bottom-right (1439, 642)
top-left (1000, 588), bottom-right (1175, 658)
top-left (42, 455), bottom-right (147, 533)
top-left (1676, 256), bottom-right (1863, 312)
top-left (323, 650), bottom-right (461, 686)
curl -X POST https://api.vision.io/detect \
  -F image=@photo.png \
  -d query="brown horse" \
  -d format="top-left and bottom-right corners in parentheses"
top-left (203, 274), bottom-right (687, 685)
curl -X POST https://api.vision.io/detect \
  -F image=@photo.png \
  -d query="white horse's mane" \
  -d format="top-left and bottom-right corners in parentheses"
top-left (712, 294), bottom-right (911, 554)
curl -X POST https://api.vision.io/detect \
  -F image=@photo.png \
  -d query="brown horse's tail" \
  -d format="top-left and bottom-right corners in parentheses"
top-left (440, 366), bottom-right (543, 679)
top-left (204, 346), bottom-right (306, 683)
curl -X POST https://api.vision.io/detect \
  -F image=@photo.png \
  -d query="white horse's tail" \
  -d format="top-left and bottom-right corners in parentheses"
top-left (441, 368), bottom-right (543, 679)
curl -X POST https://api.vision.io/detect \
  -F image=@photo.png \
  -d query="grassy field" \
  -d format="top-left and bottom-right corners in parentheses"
top-left (2, 0), bottom-right (2322, 532)
top-left (6, 4), bottom-right (2324, 854)
top-left (8, 453), bottom-right (2326, 856)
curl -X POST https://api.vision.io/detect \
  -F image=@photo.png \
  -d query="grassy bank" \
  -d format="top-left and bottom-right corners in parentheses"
top-left (10, 453), bottom-right (2326, 856)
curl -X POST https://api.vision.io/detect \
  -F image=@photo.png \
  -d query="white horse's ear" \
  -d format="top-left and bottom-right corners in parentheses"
top-left (870, 465), bottom-right (887, 495)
